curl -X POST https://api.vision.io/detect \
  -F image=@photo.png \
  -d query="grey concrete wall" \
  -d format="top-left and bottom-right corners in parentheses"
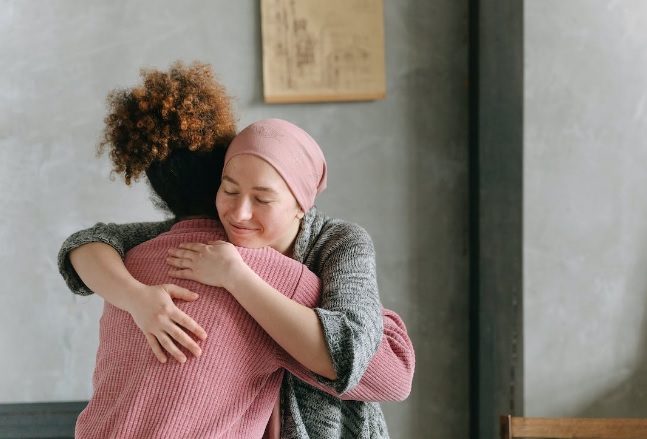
top-left (524, 0), bottom-right (647, 417)
top-left (0, 1), bottom-right (469, 437)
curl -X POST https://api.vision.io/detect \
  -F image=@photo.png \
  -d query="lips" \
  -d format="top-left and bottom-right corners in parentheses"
top-left (227, 221), bottom-right (256, 235)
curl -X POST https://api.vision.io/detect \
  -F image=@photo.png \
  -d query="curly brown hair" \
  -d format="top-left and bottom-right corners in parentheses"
top-left (98, 60), bottom-right (237, 185)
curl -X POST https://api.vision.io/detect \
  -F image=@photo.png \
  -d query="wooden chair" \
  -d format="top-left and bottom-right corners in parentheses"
top-left (500, 414), bottom-right (647, 439)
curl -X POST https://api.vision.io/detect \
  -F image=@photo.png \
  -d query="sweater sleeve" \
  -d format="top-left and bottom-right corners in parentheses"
top-left (278, 307), bottom-right (415, 402)
top-left (309, 223), bottom-right (384, 394)
top-left (57, 219), bottom-right (175, 296)
top-left (339, 308), bottom-right (415, 401)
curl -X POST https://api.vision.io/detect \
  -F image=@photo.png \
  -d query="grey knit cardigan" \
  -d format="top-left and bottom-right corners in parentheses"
top-left (58, 206), bottom-right (391, 439)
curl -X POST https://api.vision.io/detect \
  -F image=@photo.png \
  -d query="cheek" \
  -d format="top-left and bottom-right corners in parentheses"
top-left (215, 192), bottom-right (227, 215)
top-left (268, 211), bottom-right (294, 231)
top-left (252, 210), bottom-right (277, 229)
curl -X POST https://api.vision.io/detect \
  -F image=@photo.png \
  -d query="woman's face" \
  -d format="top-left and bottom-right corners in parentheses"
top-left (216, 153), bottom-right (305, 255)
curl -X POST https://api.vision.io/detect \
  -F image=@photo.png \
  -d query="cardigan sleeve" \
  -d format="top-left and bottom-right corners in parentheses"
top-left (57, 219), bottom-right (175, 296)
top-left (278, 307), bottom-right (415, 402)
top-left (309, 222), bottom-right (384, 394)
top-left (278, 232), bottom-right (415, 401)
top-left (338, 308), bottom-right (414, 401)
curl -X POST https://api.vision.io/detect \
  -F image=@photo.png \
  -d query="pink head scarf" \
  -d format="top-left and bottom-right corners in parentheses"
top-left (224, 118), bottom-right (328, 212)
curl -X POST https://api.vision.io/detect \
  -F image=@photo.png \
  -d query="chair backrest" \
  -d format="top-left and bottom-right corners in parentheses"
top-left (500, 414), bottom-right (647, 439)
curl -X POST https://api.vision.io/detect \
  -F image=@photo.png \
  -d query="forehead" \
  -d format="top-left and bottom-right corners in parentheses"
top-left (223, 154), bottom-right (290, 192)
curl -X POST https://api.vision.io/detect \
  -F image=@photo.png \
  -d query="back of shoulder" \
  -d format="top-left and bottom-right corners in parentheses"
top-left (297, 208), bottom-right (376, 268)
top-left (316, 215), bottom-right (374, 249)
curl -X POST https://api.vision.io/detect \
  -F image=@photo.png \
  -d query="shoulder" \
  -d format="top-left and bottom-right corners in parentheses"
top-left (298, 207), bottom-right (375, 268)
top-left (239, 244), bottom-right (307, 275)
top-left (312, 211), bottom-right (374, 250)
top-left (128, 220), bottom-right (220, 256)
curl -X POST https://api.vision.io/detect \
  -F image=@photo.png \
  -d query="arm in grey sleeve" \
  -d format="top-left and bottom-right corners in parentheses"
top-left (280, 308), bottom-right (415, 402)
top-left (57, 219), bottom-right (175, 295)
top-left (312, 223), bottom-right (384, 394)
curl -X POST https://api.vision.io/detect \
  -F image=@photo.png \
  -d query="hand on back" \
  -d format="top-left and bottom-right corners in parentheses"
top-left (166, 241), bottom-right (247, 290)
top-left (126, 283), bottom-right (207, 364)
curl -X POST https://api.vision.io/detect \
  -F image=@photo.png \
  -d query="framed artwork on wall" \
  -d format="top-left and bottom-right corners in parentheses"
top-left (260, 0), bottom-right (386, 103)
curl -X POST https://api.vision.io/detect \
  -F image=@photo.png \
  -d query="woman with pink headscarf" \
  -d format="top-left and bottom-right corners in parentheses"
top-left (167, 119), bottom-right (414, 438)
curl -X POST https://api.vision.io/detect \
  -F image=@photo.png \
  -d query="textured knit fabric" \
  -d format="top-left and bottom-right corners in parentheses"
top-left (58, 207), bottom-right (415, 439)
top-left (76, 219), bottom-right (322, 438)
top-left (280, 208), bottom-right (387, 439)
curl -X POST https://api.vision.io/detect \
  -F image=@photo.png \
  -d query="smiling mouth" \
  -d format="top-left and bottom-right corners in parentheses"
top-left (229, 222), bottom-right (255, 233)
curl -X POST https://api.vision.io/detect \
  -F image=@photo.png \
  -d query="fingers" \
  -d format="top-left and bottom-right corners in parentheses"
top-left (168, 267), bottom-right (195, 281)
top-left (148, 285), bottom-right (207, 362)
top-left (157, 332), bottom-right (188, 364)
top-left (166, 257), bottom-right (182, 270)
top-left (146, 319), bottom-right (205, 363)
top-left (176, 242), bottom-right (206, 251)
top-left (166, 249), bottom-right (198, 271)
top-left (161, 294), bottom-right (207, 341)
top-left (166, 324), bottom-right (204, 358)
top-left (166, 251), bottom-right (192, 266)
top-left (167, 243), bottom-right (217, 269)
top-left (166, 255), bottom-right (190, 269)
top-left (162, 283), bottom-right (208, 339)
top-left (167, 246), bottom-right (199, 261)
top-left (145, 333), bottom-right (168, 364)
top-left (165, 284), bottom-right (199, 302)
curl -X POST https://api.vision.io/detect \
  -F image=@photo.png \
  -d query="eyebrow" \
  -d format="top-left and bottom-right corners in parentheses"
top-left (222, 175), bottom-right (279, 194)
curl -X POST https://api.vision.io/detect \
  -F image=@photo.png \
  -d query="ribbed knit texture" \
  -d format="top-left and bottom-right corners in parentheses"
top-left (75, 219), bottom-right (321, 439)
top-left (59, 208), bottom-right (416, 439)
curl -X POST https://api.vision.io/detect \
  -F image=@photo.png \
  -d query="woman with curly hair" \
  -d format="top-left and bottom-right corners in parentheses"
top-left (59, 61), bottom-right (414, 439)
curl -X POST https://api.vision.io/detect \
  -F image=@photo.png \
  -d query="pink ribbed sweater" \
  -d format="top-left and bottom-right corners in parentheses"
top-left (76, 219), bottom-right (415, 438)
top-left (76, 220), bottom-right (321, 439)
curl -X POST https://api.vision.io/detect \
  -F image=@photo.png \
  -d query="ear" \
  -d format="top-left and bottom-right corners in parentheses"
top-left (296, 209), bottom-right (305, 220)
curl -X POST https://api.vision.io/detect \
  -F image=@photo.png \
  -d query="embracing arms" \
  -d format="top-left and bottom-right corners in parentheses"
top-left (279, 307), bottom-right (414, 401)
top-left (58, 220), bottom-right (415, 400)
top-left (58, 220), bottom-right (209, 363)
top-left (166, 240), bottom-right (336, 379)
top-left (59, 220), bottom-right (175, 295)
top-left (166, 236), bottom-right (414, 401)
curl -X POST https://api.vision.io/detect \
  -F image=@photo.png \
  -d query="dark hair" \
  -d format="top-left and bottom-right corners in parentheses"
top-left (145, 147), bottom-right (225, 218)
top-left (97, 60), bottom-right (237, 217)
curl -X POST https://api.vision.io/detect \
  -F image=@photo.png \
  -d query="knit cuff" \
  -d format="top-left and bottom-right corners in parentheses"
top-left (312, 308), bottom-right (381, 394)
top-left (57, 229), bottom-right (127, 296)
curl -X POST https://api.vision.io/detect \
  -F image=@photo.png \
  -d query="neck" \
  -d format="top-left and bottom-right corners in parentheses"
top-left (275, 218), bottom-right (301, 256)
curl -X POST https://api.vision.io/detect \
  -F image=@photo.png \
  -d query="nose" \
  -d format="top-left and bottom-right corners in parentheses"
top-left (230, 197), bottom-right (253, 221)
